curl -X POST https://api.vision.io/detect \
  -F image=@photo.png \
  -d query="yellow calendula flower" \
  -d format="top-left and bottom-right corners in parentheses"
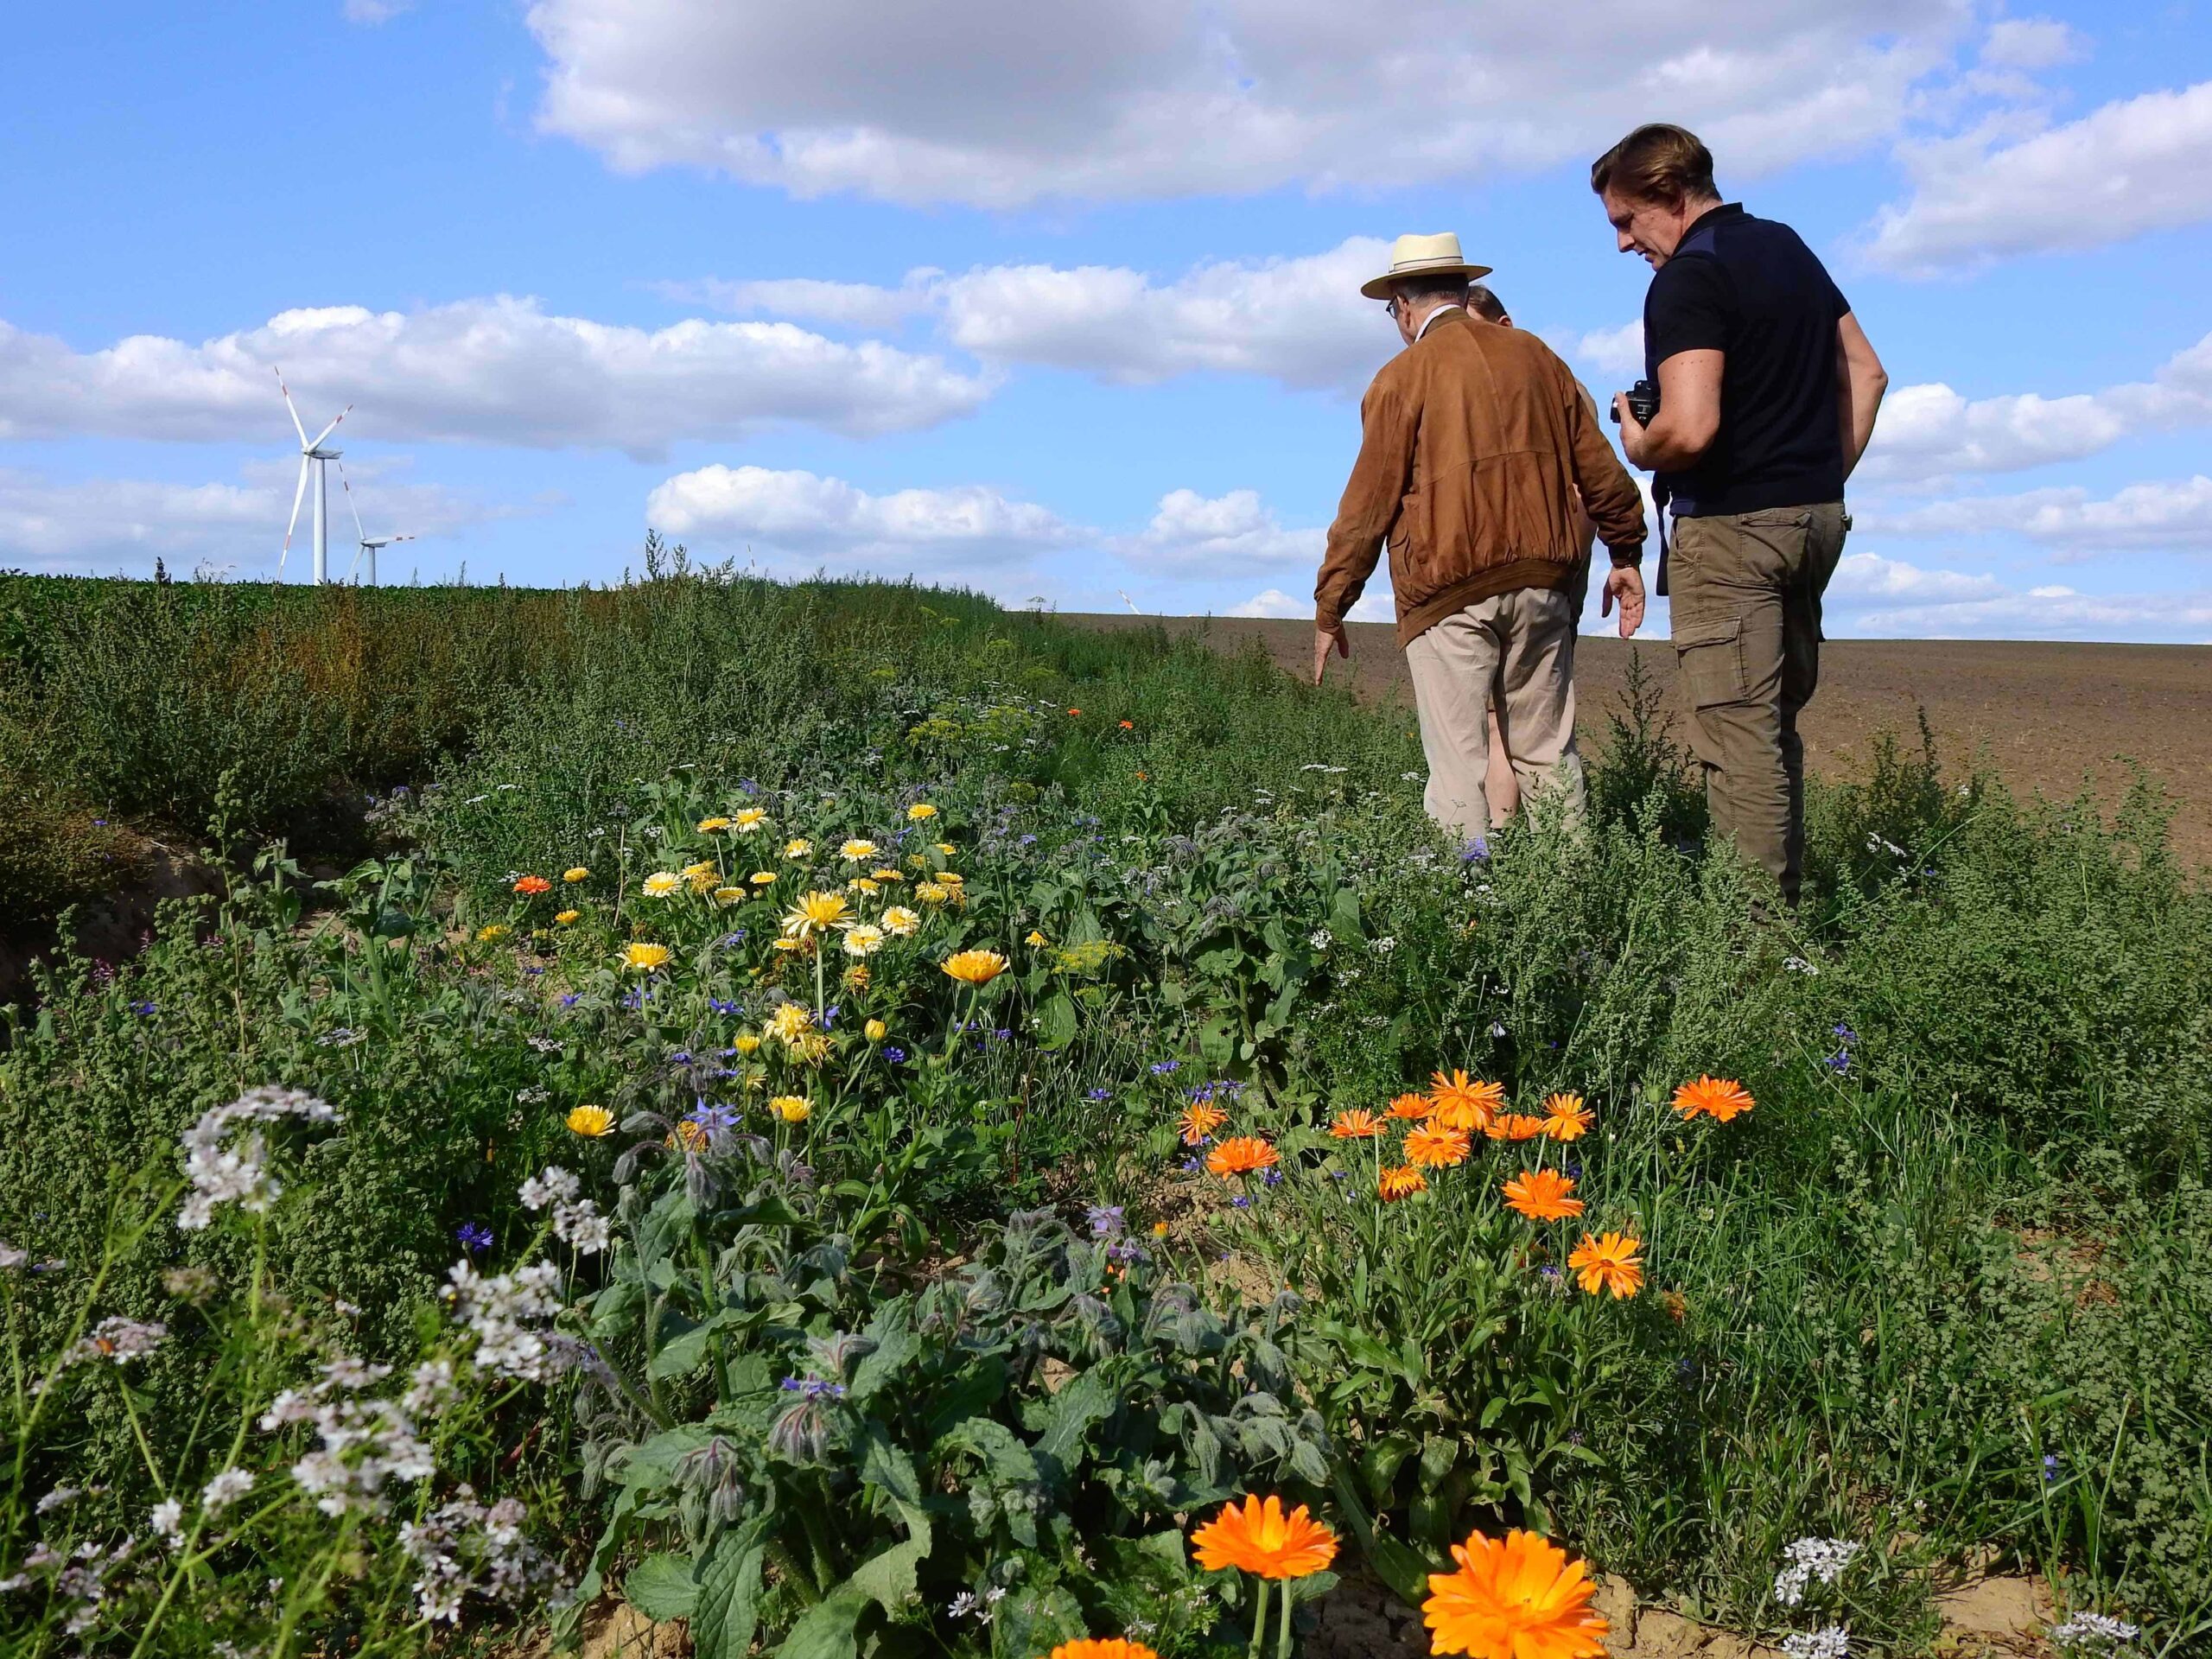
top-left (683, 861), bottom-right (718, 893)
top-left (750, 871), bottom-right (777, 886)
top-left (907, 803), bottom-right (938, 821)
top-left (938, 872), bottom-right (965, 887)
top-left (842, 924), bottom-right (886, 957)
top-left (871, 868), bottom-right (904, 883)
top-left (697, 817), bottom-right (732, 833)
top-left (476, 924), bottom-right (508, 942)
top-left (864, 1018), bottom-right (887, 1042)
top-left (772, 938), bottom-right (804, 953)
top-left (842, 963), bottom-right (870, 989)
top-left (790, 1032), bottom-right (831, 1065)
top-left (1026, 930), bottom-right (1050, 946)
top-left (734, 1033), bottom-right (762, 1056)
top-left (933, 842), bottom-right (957, 857)
top-left (566, 1105), bottom-right (615, 1138)
top-left (784, 838), bottom-right (814, 859)
top-left (765, 1002), bottom-right (816, 1045)
top-left (563, 867), bottom-right (591, 883)
top-left (772, 1096), bottom-right (811, 1123)
top-left (781, 889), bottom-right (850, 940)
top-left (848, 876), bottom-right (881, 895)
top-left (881, 906), bottom-right (921, 936)
top-left (641, 871), bottom-right (682, 898)
top-left (555, 908), bottom-right (581, 925)
top-left (733, 807), bottom-right (768, 833)
top-left (623, 942), bottom-right (672, 972)
top-left (942, 949), bottom-right (1009, 987)
top-left (916, 882), bottom-right (950, 906)
top-left (838, 838), bottom-right (879, 861)
top-left (713, 886), bottom-right (745, 906)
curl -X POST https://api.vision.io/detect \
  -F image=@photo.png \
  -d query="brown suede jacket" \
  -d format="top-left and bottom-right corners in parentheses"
top-left (1313, 308), bottom-right (1648, 647)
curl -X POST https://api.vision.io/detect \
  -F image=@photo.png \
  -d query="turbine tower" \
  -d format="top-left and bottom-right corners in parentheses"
top-left (337, 460), bottom-right (415, 587)
top-left (275, 367), bottom-right (351, 583)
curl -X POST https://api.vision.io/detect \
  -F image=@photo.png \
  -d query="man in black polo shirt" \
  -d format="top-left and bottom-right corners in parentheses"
top-left (1590, 123), bottom-right (1889, 905)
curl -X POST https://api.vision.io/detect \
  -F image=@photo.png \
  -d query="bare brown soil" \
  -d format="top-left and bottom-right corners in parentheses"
top-left (1067, 615), bottom-right (2212, 866)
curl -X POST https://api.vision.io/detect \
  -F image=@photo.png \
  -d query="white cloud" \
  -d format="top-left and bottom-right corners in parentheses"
top-left (1858, 330), bottom-right (2212, 482)
top-left (0, 298), bottom-right (990, 458)
top-left (1119, 488), bottom-right (1324, 573)
top-left (937, 240), bottom-right (1392, 392)
top-left (1229, 588), bottom-right (1307, 619)
top-left (1560, 321), bottom-right (1645, 380)
top-left (1865, 79), bottom-right (2212, 273)
top-left (653, 270), bottom-right (944, 329)
top-left (1979, 18), bottom-right (2082, 72)
top-left (1818, 549), bottom-right (2212, 640)
top-left (528, 0), bottom-right (1967, 208)
top-left (0, 462), bottom-right (505, 574)
top-left (1862, 475), bottom-right (2212, 556)
top-left (644, 465), bottom-right (1084, 577)
top-left (342, 0), bottom-right (413, 22)
top-left (1826, 550), bottom-right (2003, 602)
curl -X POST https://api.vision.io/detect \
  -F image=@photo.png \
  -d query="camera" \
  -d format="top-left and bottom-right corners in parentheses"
top-left (1611, 378), bottom-right (1659, 425)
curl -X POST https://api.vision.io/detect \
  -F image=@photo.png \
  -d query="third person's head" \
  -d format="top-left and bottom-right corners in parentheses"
top-left (1589, 123), bottom-right (1724, 270)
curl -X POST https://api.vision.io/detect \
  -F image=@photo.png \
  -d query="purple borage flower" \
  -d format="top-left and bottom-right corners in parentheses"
top-left (779, 1376), bottom-right (846, 1400)
top-left (686, 1101), bottom-right (740, 1133)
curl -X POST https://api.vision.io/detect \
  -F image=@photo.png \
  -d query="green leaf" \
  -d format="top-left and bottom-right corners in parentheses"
top-left (846, 1527), bottom-right (931, 1615)
top-left (933, 1416), bottom-right (1041, 1485)
top-left (692, 1529), bottom-right (766, 1659)
top-left (648, 1316), bottom-right (715, 1380)
top-left (1034, 1369), bottom-right (1116, 1473)
top-left (1036, 989), bottom-right (1078, 1051)
top-left (623, 1552), bottom-right (700, 1623)
top-left (773, 1584), bottom-right (868, 1659)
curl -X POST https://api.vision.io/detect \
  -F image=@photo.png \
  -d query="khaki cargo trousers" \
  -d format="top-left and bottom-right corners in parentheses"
top-left (1668, 501), bottom-right (1847, 904)
top-left (1404, 585), bottom-right (1586, 842)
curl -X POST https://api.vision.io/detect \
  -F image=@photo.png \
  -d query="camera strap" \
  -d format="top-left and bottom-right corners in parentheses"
top-left (1652, 479), bottom-right (1673, 598)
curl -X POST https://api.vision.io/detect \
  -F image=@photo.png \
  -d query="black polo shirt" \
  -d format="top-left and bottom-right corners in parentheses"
top-left (1643, 203), bottom-right (1852, 517)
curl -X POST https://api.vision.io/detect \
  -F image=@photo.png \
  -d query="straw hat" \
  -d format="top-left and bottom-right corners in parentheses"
top-left (1358, 232), bottom-right (1492, 300)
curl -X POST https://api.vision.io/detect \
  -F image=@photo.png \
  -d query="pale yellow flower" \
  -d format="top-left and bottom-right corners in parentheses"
top-left (476, 924), bottom-right (508, 942)
top-left (781, 890), bottom-right (850, 940)
top-left (733, 808), bottom-right (768, 833)
top-left (933, 842), bottom-right (957, 856)
top-left (916, 882), bottom-right (950, 906)
top-left (623, 942), bottom-right (672, 972)
top-left (864, 1018), bottom-right (887, 1042)
top-left (734, 1033), bottom-right (762, 1055)
top-left (838, 838), bottom-right (879, 861)
top-left (871, 868), bottom-right (904, 882)
top-left (750, 871), bottom-right (777, 886)
top-left (881, 906), bottom-right (921, 936)
top-left (697, 817), bottom-right (732, 833)
top-left (848, 876), bottom-right (881, 896)
top-left (555, 908), bottom-right (581, 925)
top-left (1026, 930), bottom-right (1050, 946)
top-left (713, 886), bottom-right (745, 906)
top-left (683, 861), bottom-right (718, 893)
top-left (563, 867), bottom-right (591, 883)
top-left (772, 938), bottom-right (804, 953)
top-left (842, 924), bottom-right (886, 957)
top-left (641, 871), bottom-right (682, 898)
top-left (790, 1032), bottom-right (831, 1065)
top-left (765, 1002), bottom-right (816, 1045)
top-left (938, 872), bottom-right (965, 887)
top-left (784, 838), bottom-right (813, 859)
top-left (907, 803), bottom-right (938, 821)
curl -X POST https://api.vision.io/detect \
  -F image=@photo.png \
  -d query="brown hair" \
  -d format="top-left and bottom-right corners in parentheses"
top-left (1465, 284), bottom-right (1510, 323)
top-left (1589, 124), bottom-right (1717, 206)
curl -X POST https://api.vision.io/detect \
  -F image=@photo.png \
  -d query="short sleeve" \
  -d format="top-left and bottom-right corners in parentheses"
top-left (1644, 256), bottom-right (1731, 365)
top-left (1827, 270), bottom-right (1851, 321)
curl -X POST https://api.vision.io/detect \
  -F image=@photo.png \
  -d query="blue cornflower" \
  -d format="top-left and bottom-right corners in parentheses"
top-left (883, 1046), bottom-right (906, 1063)
top-left (559, 993), bottom-right (582, 1007)
top-left (721, 931), bottom-right (747, 948)
top-left (1179, 1155), bottom-right (1203, 1173)
top-left (129, 1000), bottom-right (157, 1016)
top-left (1461, 836), bottom-right (1490, 862)
top-left (455, 1221), bottom-right (493, 1254)
top-left (1832, 1022), bottom-right (1858, 1044)
top-left (1565, 1159), bottom-right (1583, 1180)
top-left (1230, 1195), bottom-right (1252, 1209)
top-left (1020, 833), bottom-right (1039, 847)
top-left (671, 1051), bottom-right (694, 1065)
top-left (2044, 1453), bottom-right (2062, 1484)
top-left (523, 965), bottom-right (544, 977)
top-left (710, 998), bottom-right (741, 1015)
top-left (1149, 1060), bottom-right (1181, 1076)
top-left (820, 1005), bottom-right (840, 1030)
top-left (1262, 1167), bottom-right (1283, 1187)
top-left (1827, 1050), bottom-right (1853, 1075)
top-left (1085, 1088), bottom-right (1112, 1102)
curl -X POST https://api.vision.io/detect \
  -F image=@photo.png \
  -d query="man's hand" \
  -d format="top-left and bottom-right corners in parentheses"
top-left (1600, 563), bottom-right (1646, 639)
top-left (1611, 392), bottom-right (1650, 468)
top-left (1313, 623), bottom-right (1350, 684)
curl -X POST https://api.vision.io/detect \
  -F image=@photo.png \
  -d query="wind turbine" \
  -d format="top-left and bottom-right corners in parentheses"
top-left (336, 460), bottom-right (414, 586)
top-left (275, 367), bottom-right (351, 583)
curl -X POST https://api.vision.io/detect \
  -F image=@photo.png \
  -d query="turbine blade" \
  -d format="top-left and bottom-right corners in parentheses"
top-left (308, 404), bottom-right (353, 451)
top-left (275, 365), bottom-right (308, 447)
top-left (279, 457), bottom-right (310, 577)
top-left (336, 457), bottom-right (368, 547)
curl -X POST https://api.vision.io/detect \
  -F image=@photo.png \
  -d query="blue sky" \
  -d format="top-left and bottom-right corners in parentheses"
top-left (3, 2), bottom-right (2210, 639)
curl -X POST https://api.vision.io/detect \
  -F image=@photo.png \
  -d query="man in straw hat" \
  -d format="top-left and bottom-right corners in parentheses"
top-left (1312, 232), bottom-right (1649, 841)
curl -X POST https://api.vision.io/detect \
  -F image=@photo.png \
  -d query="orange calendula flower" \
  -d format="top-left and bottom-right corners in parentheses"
top-left (1190, 1495), bottom-right (1338, 1580)
top-left (512, 874), bottom-right (552, 895)
top-left (1118, 719), bottom-right (1135, 730)
top-left (1048, 1641), bottom-right (1160, 1659)
top-left (1180, 1102), bottom-right (1229, 1145)
top-left (1404, 1122), bottom-right (1472, 1168)
top-left (1673, 1075), bottom-right (1755, 1123)
top-left (1377, 1165), bottom-right (1427, 1201)
top-left (1205, 1136), bottom-right (1279, 1178)
top-left (1429, 1071), bottom-right (1505, 1132)
top-left (1502, 1168), bottom-right (1585, 1221)
top-left (1388, 1093), bottom-right (1434, 1122)
top-left (1422, 1527), bottom-right (1610, 1659)
top-left (1488, 1113), bottom-right (1550, 1142)
top-left (941, 948), bottom-right (1008, 986)
top-left (1328, 1109), bottom-right (1384, 1140)
top-left (1567, 1232), bottom-right (1643, 1299)
top-left (1541, 1093), bottom-right (1592, 1141)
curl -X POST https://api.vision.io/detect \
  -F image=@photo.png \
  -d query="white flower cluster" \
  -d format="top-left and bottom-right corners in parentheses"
top-left (518, 1166), bottom-right (610, 1255)
top-left (397, 1491), bottom-right (559, 1624)
top-left (200, 1468), bottom-right (255, 1514)
top-left (258, 1356), bottom-right (440, 1516)
top-left (1775, 1536), bottom-right (1862, 1606)
top-left (2050, 1612), bottom-right (2140, 1648)
top-left (444, 1259), bottom-right (569, 1380)
top-left (7, 1537), bottom-right (137, 1635)
top-left (177, 1086), bottom-right (342, 1231)
top-left (1782, 1629), bottom-right (1850, 1659)
top-left (63, 1315), bottom-right (168, 1369)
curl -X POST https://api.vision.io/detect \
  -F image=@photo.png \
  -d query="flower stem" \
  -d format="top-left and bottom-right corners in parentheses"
top-left (1249, 1577), bottom-right (1270, 1659)
top-left (1278, 1573), bottom-right (1297, 1659)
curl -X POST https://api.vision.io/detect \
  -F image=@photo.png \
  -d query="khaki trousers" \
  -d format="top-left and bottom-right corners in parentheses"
top-left (1668, 501), bottom-right (1847, 904)
top-left (1404, 585), bottom-right (1585, 841)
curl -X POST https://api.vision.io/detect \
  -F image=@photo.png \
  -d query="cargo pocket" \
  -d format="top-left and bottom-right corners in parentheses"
top-left (1675, 619), bottom-right (1748, 709)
